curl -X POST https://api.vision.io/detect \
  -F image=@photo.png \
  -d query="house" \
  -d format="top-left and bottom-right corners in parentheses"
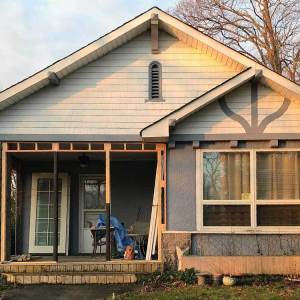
top-left (1, 6), bottom-right (300, 283)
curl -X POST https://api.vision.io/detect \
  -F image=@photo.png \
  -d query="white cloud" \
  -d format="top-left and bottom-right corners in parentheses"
top-left (0, 0), bottom-right (177, 90)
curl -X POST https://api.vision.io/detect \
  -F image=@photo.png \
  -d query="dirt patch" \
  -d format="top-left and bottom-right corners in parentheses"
top-left (0, 284), bottom-right (139, 300)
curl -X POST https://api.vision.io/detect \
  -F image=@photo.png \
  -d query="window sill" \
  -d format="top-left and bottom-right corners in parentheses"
top-left (196, 226), bottom-right (300, 234)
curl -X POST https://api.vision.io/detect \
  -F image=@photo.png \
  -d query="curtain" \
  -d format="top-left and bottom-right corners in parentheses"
top-left (203, 152), bottom-right (250, 200)
top-left (257, 152), bottom-right (300, 200)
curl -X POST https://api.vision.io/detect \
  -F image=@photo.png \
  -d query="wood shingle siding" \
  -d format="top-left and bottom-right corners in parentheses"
top-left (0, 31), bottom-right (238, 138)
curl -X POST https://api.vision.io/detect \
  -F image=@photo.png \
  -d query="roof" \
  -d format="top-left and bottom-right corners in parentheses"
top-left (1, 6), bottom-right (300, 139)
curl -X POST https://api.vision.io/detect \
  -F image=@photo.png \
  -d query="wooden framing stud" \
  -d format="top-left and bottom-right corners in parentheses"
top-left (151, 14), bottom-right (159, 54)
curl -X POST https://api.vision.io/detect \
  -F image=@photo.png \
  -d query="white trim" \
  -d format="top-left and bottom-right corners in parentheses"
top-left (163, 229), bottom-right (300, 234)
top-left (196, 148), bottom-right (300, 233)
top-left (29, 173), bottom-right (69, 254)
top-left (195, 150), bottom-right (202, 231)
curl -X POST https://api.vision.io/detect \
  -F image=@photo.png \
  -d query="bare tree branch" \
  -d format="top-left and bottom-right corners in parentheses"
top-left (170, 0), bottom-right (300, 83)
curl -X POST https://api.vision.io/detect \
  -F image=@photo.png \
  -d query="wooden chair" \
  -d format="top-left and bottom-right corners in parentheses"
top-left (128, 221), bottom-right (149, 257)
top-left (88, 221), bottom-right (106, 256)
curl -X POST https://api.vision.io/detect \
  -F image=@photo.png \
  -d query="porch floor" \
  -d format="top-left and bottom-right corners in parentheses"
top-left (10, 255), bottom-right (157, 264)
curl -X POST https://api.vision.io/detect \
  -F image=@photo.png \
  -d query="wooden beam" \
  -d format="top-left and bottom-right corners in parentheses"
top-left (151, 14), bottom-right (159, 54)
top-left (1, 143), bottom-right (7, 262)
top-left (105, 144), bottom-right (111, 261)
top-left (53, 152), bottom-right (59, 261)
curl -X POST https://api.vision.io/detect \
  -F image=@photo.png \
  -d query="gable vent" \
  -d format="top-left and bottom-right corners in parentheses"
top-left (149, 61), bottom-right (162, 100)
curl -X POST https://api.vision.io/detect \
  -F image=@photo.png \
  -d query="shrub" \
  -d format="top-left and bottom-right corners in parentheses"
top-left (138, 268), bottom-right (197, 286)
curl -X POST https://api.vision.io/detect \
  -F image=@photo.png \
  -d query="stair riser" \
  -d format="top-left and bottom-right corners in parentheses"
top-left (0, 263), bottom-right (161, 274)
top-left (4, 274), bottom-right (137, 285)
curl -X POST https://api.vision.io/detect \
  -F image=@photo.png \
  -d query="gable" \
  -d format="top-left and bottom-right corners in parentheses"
top-left (0, 30), bottom-right (239, 140)
top-left (1, 6), bottom-right (300, 142)
top-left (171, 82), bottom-right (299, 140)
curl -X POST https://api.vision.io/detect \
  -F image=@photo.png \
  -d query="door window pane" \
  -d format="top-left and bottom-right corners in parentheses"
top-left (257, 152), bottom-right (300, 200)
top-left (37, 192), bottom-right (49, 205)
top-left (84, 179), bottom-right (105, 209)
top-left (35, 233), bottom-right (48, 246)
top-left (203, 205), bottom-right (251, 226)
top-left (203, 152), bottom-right (250, 200)
top-left (35, 178), bottom-right (62, 246)
top-left (84, 212), bottom-right (101, 228)
top-left (257, 205), bottom-right (300, 226)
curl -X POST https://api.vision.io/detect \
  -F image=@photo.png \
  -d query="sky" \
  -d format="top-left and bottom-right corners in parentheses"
top-left (0, 0), bottom-right (178, 91)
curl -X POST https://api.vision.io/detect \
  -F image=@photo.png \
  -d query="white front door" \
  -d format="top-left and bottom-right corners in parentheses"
top-left (79, 175), bottom-right (106, 253)
top-left (29, 173), bottom-right (69, 254)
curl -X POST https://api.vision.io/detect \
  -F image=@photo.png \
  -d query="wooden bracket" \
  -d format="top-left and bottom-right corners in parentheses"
top-left (151, 14), bottom-right (159, 54)
top-left (48, 72), bottom-right (60, 86)
top-left (168, 119), bottom-right (176, 130)
top-left (229, 140), bottom-right (238, 148)
top-left (252, 69), bottom-right (263, 83)
top-left (192, 141), bottom-right (200, 149)
top-left (168, 141), bottom-right (176, 149)
top-left (269, 139), bottom-right (279, 148)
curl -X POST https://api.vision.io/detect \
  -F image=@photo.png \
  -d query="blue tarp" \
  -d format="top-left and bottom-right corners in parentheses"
top-left (96, 214), bottom-right (134, 253)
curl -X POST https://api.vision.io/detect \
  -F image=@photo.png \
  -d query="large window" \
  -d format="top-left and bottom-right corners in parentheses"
top-left (197, 150), bottom-right (300, 232)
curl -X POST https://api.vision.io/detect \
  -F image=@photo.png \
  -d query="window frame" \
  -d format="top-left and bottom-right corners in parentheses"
top-left (148, 61), bottom-right (163, 101)
top-left (196, 148), bottom-right (300, 234)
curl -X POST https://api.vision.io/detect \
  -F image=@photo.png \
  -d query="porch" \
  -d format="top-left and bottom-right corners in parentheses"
top-left (0, 142), bottom-right (166, 266)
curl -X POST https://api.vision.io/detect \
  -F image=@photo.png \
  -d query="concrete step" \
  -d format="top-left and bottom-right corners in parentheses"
top-left (3, 272), bottom-right (137, 285)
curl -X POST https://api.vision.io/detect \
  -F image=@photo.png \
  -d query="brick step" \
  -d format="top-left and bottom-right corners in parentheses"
top-left (0, 262), bottom-right (161, 274)
top-left (2, 272), bottom-right (137, 285)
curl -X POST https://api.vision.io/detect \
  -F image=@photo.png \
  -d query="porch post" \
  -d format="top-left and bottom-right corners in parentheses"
top-left (105, 143), bottom-right (111, 261)
top-left (53, 151), bottom-right (59, 261)
top-left (156, 145), bottom-right (163, 261)
top-left (0, 143), bottom-right (8, 262)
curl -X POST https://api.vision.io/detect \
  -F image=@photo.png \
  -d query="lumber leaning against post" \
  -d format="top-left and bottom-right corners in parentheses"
top-left (146, 164), bottom-right (159, 260)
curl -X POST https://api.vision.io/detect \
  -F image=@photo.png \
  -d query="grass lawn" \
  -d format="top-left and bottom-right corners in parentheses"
top-left (119, 282), bottom-right (300, 300)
